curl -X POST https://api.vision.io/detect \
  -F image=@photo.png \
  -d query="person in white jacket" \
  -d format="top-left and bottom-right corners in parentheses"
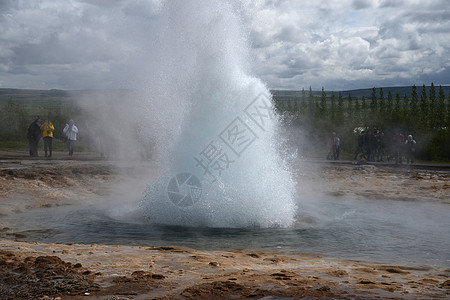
top-left (404, 134), bottom-right (416, 164)
top-left (63, 120), bottom-right (79, 156)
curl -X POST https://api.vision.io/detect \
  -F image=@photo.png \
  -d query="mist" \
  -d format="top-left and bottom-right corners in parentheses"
top-left (64, 1), bottom-right (298, 228)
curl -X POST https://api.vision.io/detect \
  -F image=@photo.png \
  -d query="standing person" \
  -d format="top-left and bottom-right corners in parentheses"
top-left (363, 130), bottom-right (370, 160)
top-left (27, 116), bottom-right (41, 157)
top-left (40, 118), bottom-right (55, 158)
top-left (405, 135), bottom-right (417, 164)
top-left (376, 131), bottom-right (386, 162)
top-left (392, 131), bottom-right (405, 164)
top-left (365, 130), bottom-right (373, 161)
top-left (63, 120), bottom-right (79, 156)
top-left (333, 132), bottom-right (341, 160)
top-left (354, 131), bottom-right (366, 160)
top-left (327, 132), bottom-right (336, 160)
top-left (369, 130), bottom-right (378, 162)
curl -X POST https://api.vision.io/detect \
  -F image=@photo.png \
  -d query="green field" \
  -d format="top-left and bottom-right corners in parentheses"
top-left (1, 86), bottom-right (449, 161)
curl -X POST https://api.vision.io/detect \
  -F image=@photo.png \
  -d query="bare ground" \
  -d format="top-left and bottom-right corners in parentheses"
top-left (0, 150), bottom-right (449, 299)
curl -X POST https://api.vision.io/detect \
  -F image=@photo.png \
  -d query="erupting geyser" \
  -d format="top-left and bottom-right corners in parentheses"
top-left (140, 0), bottom-right (297, 227)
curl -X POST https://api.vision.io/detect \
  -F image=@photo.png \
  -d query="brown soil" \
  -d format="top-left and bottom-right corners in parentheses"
top-left (0, 160), bottom-right (115, 216)
top-left (0, 249), bottom-right (100, 299)
top-left (0, 151), bottom-right (449, 299)
top-left (298, 161), bottom-right (450, 204)
top-left (0, 241), bottom-right (448, 299)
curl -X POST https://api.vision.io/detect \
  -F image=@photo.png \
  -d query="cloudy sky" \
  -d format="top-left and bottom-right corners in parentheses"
top-left (0, 0), bottom-right (449, 91)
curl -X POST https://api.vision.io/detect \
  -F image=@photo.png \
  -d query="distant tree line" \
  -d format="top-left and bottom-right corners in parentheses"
top-left (274, 83), bottom-right (450, 161)
top-left (1, 85), bottom-right (449, 161)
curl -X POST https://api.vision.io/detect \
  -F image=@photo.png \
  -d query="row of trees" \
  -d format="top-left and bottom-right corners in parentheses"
top-left (1, 85), bottom-right (449, 161)
top-left (274, 83), bottom-right (450, 161)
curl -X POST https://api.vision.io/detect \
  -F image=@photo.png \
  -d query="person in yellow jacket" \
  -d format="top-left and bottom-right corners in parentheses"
top-left (40, 119), bottom-right (55, 158)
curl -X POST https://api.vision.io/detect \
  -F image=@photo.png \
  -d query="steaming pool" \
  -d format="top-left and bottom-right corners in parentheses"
top-left (4, 196), bottom-right (450, 268)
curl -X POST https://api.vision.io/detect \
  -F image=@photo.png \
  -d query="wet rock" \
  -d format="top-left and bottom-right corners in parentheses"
top-left (151, 274), bottom-right (165, 279)
top-left (209, 261), bottom-right (220, 267)
top-left (384, 267), bottom-right (409, 274)
top-left (181, 281), bottom-right (246, 298)
top-left (0, 251), bottom-right (100, 299)
top-left (246, 253), bottom-right (260, 258)
top-left (328, 270), bottom-right (349, 277)
top-left (358, 279), bottom-right (376, 284)
top-left (316, 285), bottom-right (331, 292)
top-left (439, 280), bottom-right (450, 289)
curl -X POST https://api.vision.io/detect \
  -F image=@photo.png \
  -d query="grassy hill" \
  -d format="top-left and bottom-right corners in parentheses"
top-left (1, 85), bottom-right (447, 126)
top-left (2, 85), bottom-right (449, 107)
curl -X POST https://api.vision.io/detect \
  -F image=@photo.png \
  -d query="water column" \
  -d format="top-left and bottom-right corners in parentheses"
top-left (140, 0), bottom-right (296, 228)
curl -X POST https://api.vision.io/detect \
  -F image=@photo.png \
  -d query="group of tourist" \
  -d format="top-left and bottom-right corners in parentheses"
top-left (354, 130), bottom-right (417, 164)
top-left (26, 116), bottom-right (79, 158)
top-left (326, 129), bottom-right (417, 164)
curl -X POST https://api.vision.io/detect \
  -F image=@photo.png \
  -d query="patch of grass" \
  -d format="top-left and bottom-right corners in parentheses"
top-left (414, 159), bottom-right (450, 164)
top-left (0, 140), bottom-right (28, 150)
top-left (0, 139), bottom-right (92, 152)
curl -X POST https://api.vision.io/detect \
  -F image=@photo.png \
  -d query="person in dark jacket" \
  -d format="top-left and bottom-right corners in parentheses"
top-left (354, 131), bottom-right (366, 160)
top-left (376, 131), bottom-right (386, 162)
top-left (392, 131), bottom-right (405, 164)
top-left (368, 130), bottom-right (378, 162)
top-left (27, 116), bottom-right (42, 157)
top-left (363, 130), bottom-right (371, 160)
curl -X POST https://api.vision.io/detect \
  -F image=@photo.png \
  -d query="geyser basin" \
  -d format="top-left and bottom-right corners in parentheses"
top-left (5, 196), bottom-right (450, 268)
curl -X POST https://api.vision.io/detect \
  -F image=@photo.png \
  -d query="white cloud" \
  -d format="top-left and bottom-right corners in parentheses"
top-left (249, 0), bottom-right (450, 90)
top-left (0, 0), bottom-right (448, 90)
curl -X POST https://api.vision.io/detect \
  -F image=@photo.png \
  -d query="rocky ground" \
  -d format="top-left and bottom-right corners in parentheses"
top-left (0, 150), bottom-right (449, 299)
top-left (297, 160), bottom-right (450, 204)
